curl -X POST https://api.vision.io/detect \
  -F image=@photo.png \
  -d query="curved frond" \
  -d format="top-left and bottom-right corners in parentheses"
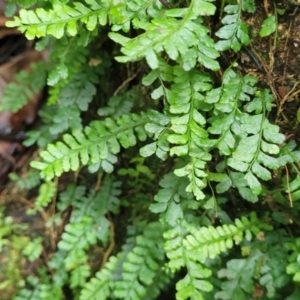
top-left (215, 4), bottom-right (250, 52)
top-left (6, 1), bottom-right (108, 39)
top-left (58, 216), bottom-right (98, 269)
top-left (34, 181), bottom-right (57, 211)
top-left (0, 62), bottom-right (46, 112)
top-left (31, 111), bottom-right (169, 180)
top-left (14, 276), bottom-right (62, 300)
top-left (109, 0), bottom-right (219, 70)
top-left (184, 212), bottom-right (273, 257)
top-left (150, 172), bottom-right (200, 225)
top-left (114, 222), bottom-right (166, 300)
top-left (164, 220), bottom-right (213, 300)
top-left (79, 256), bottom-right (120, 300)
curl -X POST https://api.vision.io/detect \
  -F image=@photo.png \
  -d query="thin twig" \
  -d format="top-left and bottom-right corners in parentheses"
top-left (277, 80), bottom-right (300, 118)
top-left (94, 172), bottom-right (103, 192)
top-left (113, 68), bottom-right (140, 96)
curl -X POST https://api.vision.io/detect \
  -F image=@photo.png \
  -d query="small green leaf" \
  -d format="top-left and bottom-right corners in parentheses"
top-left (142, 70), bottom-right (158, 86)
top-left (252, 162), bottom-right (271, 181)
top-left (244, 171), bottom-right (262, 195)
top-left (227, 158), bottom-right (249, 172)
top-left (48, 63), bottom-right (68, 86)
top-left (216, 178), bottom-right (232, 193)
top-left (139, 143), bottom-right (157, 157)
top-left (259, 15), bottom-right (276, 37)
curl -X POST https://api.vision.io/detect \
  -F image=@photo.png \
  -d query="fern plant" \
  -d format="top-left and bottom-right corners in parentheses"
top-left (3, 0), bottom-right (300, 299)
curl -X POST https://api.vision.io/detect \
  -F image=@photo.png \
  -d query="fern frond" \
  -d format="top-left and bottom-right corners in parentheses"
top-left (0, 210), bottom-right (13, 251)
top-left (57, 184), bottom-right (86, 212)
top-left (109, 0), bottom-right (220, 70)
top-left (79, 256), bottom-right (120, 300)
top-left (150, 172), bottom-right (200, 225)
top-left (164, 66), bottom-right (214, 199)
top-left (184, 212), bottom-right (273, 259)
top-left (47, 43), bottom-right (92, 87)
top-left (58, 72), bottom-right (97, 111)
top-left (144, 269), bottom-right (173, 300)
top-left (31, 111), bottom-right (169, 180)
top-left (68, 177), bottom-right (121, 241)
top-left (163, 213), bottom-right (272, 299)
top-left (278, 141), bottom-right (300, 202)
top-left (49, 104), bottom-right (83, 135)
top-left (285, 238), bottom-right (300, 282)
top-left (34, 181), bottom-right (57, 211)
top-left (241, 0), bottom-right (256, 13)
top-left (279, 140), bottom-right (300, 167)
top-left (6, 1), bottom-right (108, 39)
top-left (206, 70), bottom-right (285, 201)
top-left (110, 0), bottom-right (156, 32)
top-left (141, 62), bottom-right (215, 199)
top-left (0, 62), bottom-right (46, 112)
top-left (58, 216), bottom-right (98, 270)
top-left (114, 222), bottom-right (166, 300)
top-left (258, 242), bottom-right (290, 298)
top-left (9, 170), bottom-right (41, 190)
top-left (14, 276), bottom-right (62, 300)
top-left (97, 93), bottom-right (134, 118)
top-left (164, 220), bottom-right (213, 300)
top-left (70, 264), bottom-right (91, 288)
top-left (215, 4), bottom-right (250, 52)
top-left (22, 237), bottom-right (43, 262)
top-left (215, 250), bottom-right (263, 299)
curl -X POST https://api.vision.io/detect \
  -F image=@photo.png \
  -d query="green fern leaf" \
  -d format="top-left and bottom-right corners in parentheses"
top-left (67, 177), bottom-right (121, 241)
top-left (207, 70), bottom-right (284, 201)
top-left (164, 66), bottom-right (213, 199)
top-left (6, 1), bottom-right (108, 39)
top-left (150, 172), bottom-right (200, 225)
top-left (14, 276), bottom-right (62, 300)
top-left (79, 256), bottom-right (120, 300)
top-left (58, 216), bottom-right (98, 269)
top-left (57, 184), bottom-right (86, 212)
top-left (215, 252), bottom-right (262, 299)
top-left (49, 104), bottom-right (82, 135)
top-left (110, 0), bottom-right (157, 32)
top-left (114, 222), bottom-right (166, 300)
top-left (258, 242), bottom-right (290, 298)
top-left (215, 4), bottom-right (251, 52)
top-left (34, 181), bottom-right (57, 211)
top-left (70, 264), bottom-right (91, 288)
top-left (47, 63), bottom-right (68, 86)
top-left (31, 111), bottom-right (166, 180)
top-left (109, 0), bottom-right (219, 71)
top-left (97, 93), bottom-right (134, 118)
top-left (242, 0), bottom-right (256, 13)
top-left (9, 170), bottom-right (41, 190)
top-left (58, 73), bottom-right (97, 111)
top-left (164, 220), bottom-right (213, 300)
top-left (22, 237), bottom-right (43, 262)
top-left (144, 269), bottom-right (173, 300)
top-left (185, 212), bottom-right (272, 259)
top-left (0, 62), bottom-right (46, 112)
top-left (285, 238), bottom-right (300, 282)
